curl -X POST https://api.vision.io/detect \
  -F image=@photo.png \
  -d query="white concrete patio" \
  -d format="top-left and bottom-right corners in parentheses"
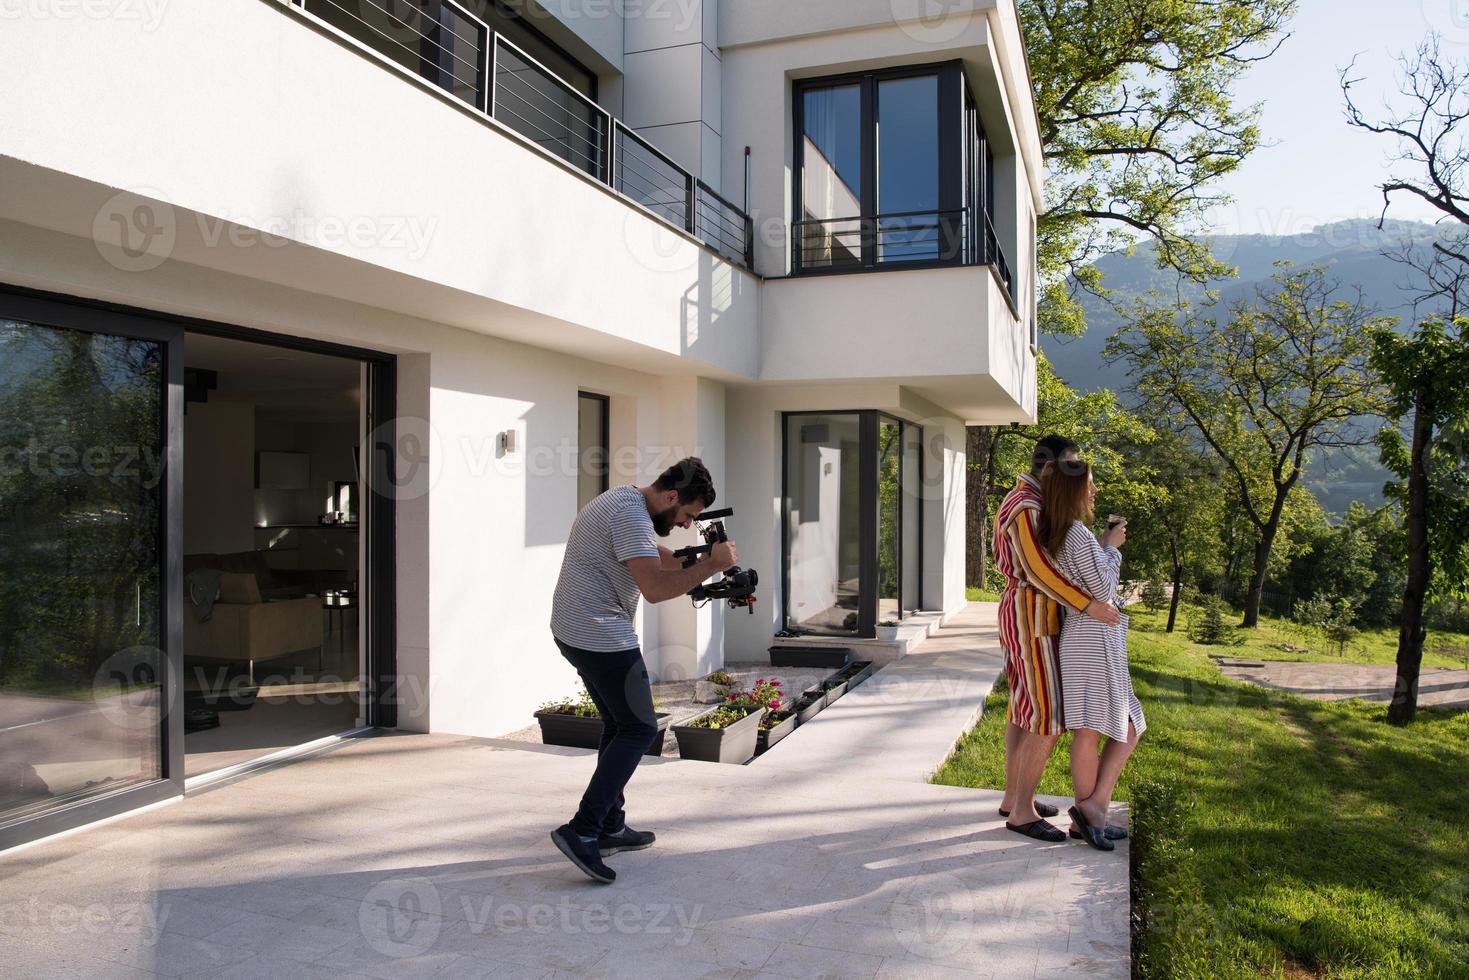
top-left (0, 604), bottom-right (1130, 979)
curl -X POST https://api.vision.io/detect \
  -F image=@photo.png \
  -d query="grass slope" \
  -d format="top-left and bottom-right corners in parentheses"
top-left (934, 604), bottom-right (1469, 979)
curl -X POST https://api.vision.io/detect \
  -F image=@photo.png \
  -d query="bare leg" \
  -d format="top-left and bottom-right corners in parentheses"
top-left (1084, 722), bottom-right (1139, 822)
top-left (999, 721), bottom-right (1023, 812)
top-left (1069, 729), bottom-right (1103, 825)
top-left (1007, 728), bottom-right (1060, 824)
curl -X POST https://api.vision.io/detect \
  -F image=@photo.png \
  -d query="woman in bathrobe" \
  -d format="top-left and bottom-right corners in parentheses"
top-left (1037, 460), bottom-right (1144, 852)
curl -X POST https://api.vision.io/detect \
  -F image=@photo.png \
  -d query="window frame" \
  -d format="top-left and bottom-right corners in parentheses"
top-left (577, 391), bottom-right (610, 510)
top-left (792, 61), bottom-right (967, 276)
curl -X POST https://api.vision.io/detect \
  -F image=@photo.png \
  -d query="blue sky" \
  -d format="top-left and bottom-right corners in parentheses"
top-left (1204, 0), bottom-right (1463, 235)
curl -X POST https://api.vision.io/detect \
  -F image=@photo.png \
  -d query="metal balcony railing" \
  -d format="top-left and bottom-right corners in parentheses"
top-left (290, 0), bottom-right (754, 272)
top-left (792, 207), bottom-right (1016, 303)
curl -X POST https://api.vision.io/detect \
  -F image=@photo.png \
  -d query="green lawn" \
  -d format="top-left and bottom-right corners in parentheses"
top-left (933, 611), bottom-right (1469, 979)
top-left (964, 589), bottom-right (1469, 671)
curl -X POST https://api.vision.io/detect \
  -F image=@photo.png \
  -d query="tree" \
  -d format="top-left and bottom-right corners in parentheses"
top-left (969, 355), bottom-right (1158, 589)
top-left (1116, 428), bottom-right (1225, 631)
top-left (1023, 0), bottom-right (1294, 336)
top-left (968, 356), bottom-right (1152, 588)
top-left (1107, 264), bottom-right (1392, 626)
top-left (1342, 36), bottom-right (1469, 722)
top-left (966, 0), bottom-right (1294, 582)
top-left (1371, 319), bottom-right (1469, 724)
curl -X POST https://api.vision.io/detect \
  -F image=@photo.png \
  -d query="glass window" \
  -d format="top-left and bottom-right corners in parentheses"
top-left (877, 75), bottom-right (941, 263)
top-left (901, 423), bottom-right (923, 615)
top-left (784, 414), bottom-right (863, 635)
top-left (799, 84), bottom-right (864, 271)
top-left (577, 393), bottom-right (609, 511)
top-left (878, 419), bottom-right (902, 623)
top-left (0, 320), bottom-right (165, 826)
top-left (796, 65), bottom-right (965, 272)
top-left (303, 0), bottom-right (487, 107)
top-left (783, 413), bottom-right (924, 637)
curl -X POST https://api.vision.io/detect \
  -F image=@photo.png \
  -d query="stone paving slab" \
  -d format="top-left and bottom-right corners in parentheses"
top-left (0, 604), bottom-right (1130, 979)
top-left (1219, 660), bottom-right (1469, 709)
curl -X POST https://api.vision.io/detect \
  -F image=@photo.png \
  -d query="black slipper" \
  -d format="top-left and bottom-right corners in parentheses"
top-left (1005, 819), bottom-right (1066, 843)
top-left (998, 801), bottom-right (1060, 819)
top-left (1067, 805), bottom-right (1115, 852)
top-left (1068, 825), bottom-right (1127, 841)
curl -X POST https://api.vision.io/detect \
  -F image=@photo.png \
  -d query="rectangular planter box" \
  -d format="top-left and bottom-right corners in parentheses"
top-left (672, 705), bottom-right (766, 764)
top-left (822, 678), bottom-right (849, 704)
top-left (769, 645), bottom-right (851, 669)
top-left (840, 661), bottom-right (875, 689)
top-left (534, 711), bottom-right (672, 757)
top-left (755, 712), bottom-right (796, 755)
top-left (794, 691), bottom-right (825, 725)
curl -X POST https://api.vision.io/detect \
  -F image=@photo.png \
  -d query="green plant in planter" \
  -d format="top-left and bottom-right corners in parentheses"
top-left (706, 670), bottom-right (734, 686)
top-left (684, 705), bottom-right (756, 730)
top-left (725, 677), bottom-right (784, 712)
top-left (760, 709), bottom-right (793, 730)
top-left (537, 685), bottom-right (600, 718)
top-left (539, 685), bottom-right (662, 718)
top-left (878, 619), bottom-right (900, 628)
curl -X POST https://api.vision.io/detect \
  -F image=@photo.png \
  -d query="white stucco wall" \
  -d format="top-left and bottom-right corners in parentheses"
top-left (0, 0), bottom-right (760, 383)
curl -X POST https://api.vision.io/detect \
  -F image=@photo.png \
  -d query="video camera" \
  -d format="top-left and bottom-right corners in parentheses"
top-left (670, 508), bottom-right (759, 613)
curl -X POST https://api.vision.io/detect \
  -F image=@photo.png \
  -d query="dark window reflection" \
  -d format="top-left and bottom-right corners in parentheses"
top-left (0, 320), bottom-right (164, 825)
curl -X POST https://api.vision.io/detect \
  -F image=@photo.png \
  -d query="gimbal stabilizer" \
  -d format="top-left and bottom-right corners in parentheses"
top-left (671, 508), bottom-right (759, 612)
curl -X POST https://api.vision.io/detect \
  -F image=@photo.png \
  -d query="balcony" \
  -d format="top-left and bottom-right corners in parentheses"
top-left (792, 207), bottom-right (1015, 305)
top-left (295, 0), bottom-right (754, 270)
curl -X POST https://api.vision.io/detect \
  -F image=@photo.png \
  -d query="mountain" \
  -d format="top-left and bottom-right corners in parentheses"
top-left (1045, 218), bottom-right (1451, 515)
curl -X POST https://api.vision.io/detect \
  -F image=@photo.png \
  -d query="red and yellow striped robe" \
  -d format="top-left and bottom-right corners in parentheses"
top-left (993, 475), bottom-right (1094, 735)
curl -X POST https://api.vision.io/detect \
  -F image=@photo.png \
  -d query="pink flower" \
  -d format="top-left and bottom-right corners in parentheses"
top-left (770, 700), bottom-right (781, 710)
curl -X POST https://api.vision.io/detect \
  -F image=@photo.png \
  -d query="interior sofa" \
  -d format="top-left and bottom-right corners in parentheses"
top-left (183, 556), bottom-right (323, 675)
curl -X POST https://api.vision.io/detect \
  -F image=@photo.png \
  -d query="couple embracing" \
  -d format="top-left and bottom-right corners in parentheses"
top-left (993, 435), bottom-right (1145, 852)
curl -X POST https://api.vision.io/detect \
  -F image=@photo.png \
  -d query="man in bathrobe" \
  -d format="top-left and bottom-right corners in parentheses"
top-left (991, 435), bottom-right (1120, 840)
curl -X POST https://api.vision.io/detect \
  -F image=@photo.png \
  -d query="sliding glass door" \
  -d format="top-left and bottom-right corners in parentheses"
top-left (783, 411), bottom-right (922, 638)
top-left (0, 297), bottom-right (183, 844)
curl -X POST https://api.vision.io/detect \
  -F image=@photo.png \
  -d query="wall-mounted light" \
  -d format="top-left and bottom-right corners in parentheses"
top-left (498, 429), bottom-right (517, 455)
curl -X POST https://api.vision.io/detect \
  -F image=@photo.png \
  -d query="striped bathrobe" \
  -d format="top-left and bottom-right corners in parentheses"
top-left (993, 475), bottom-right (1094, 736)
top-left (1053, 521), bottom-right (1146, 743)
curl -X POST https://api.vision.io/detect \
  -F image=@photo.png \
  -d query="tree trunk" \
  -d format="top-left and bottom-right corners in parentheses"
top-left (1242, 531), bottom-right (1275, 628)
top-left (1390, 392), bottom-right (1434, 726)
top-left (966, 426), bottom-right (996, 589)
top-left (1167, 562), bottom-right (1183, 634)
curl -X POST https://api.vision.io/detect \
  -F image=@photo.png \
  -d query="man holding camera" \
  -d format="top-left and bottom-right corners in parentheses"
top-left (549, 457), bottom-right (737, 883)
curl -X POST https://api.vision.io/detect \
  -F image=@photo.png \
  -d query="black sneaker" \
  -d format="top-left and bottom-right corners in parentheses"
top-left (551, 824), bottom-right (616, 883)
top-left (598, 826), bottom-right (656, 855)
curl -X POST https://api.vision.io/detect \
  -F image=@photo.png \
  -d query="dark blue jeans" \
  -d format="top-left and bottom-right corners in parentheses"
top-left (555, 639), bottom-right (659, 838)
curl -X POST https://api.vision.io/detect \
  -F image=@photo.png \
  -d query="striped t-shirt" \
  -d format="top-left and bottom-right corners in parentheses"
top-left (550, 485), bottom-right (661, 652)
